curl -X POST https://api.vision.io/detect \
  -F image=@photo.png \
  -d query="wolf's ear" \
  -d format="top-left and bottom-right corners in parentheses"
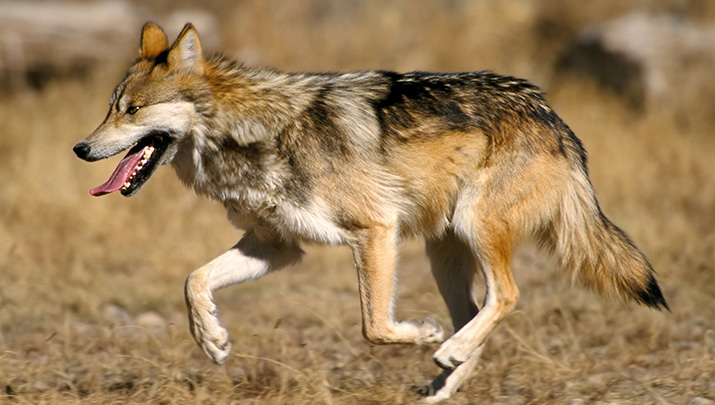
top-left (168, 23), bottom-right (203, 74)
top-left (140, 22), bottom-right (169, 59)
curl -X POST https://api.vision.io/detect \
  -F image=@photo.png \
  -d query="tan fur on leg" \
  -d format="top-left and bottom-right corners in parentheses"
top-left (350, 225), bottom-right (444, 345)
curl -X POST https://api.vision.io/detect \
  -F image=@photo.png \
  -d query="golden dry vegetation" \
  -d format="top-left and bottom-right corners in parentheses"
top-left (1, 1), bottom-right (714, 404)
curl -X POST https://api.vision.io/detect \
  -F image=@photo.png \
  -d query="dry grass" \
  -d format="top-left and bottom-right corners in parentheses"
top-left (1, 1), bottom-right (714, 404)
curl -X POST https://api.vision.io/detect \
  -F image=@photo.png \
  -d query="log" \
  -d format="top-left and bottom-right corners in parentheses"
top-left (0, 1), bottom-right (219, 90)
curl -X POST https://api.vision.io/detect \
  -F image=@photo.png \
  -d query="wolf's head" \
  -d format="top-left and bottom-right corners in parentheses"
top-left (73, 23), bottom-right (205, 197)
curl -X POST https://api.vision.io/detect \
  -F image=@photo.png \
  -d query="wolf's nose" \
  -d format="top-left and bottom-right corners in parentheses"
top-left (73, 143), bottom-right (91, 160)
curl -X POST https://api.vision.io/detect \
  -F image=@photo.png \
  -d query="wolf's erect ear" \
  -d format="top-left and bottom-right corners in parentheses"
top-left (168, 23), bottom-right (203, 74)
top-left (140, 22), bottom-right (169, 59)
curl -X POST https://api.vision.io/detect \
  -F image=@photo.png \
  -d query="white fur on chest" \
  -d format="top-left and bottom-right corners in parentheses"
top-left (226, 196), bottom-right (348, 245)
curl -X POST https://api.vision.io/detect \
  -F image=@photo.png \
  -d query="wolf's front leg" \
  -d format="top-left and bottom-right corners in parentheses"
top-left (185, 230), bottom-right (303, 363)
top-left (350, 225), bottom-right (444, 345)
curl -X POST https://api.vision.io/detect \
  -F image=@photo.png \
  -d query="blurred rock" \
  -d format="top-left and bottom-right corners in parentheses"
top-left (556, 13), bottom-right (715, 112)
top-left (0, 1), bottom-right (137, 90)
top-left (160, 10), bottom-right (221, 54)
top-left (135, 311), bottom-right (168, 334)
top-left (104, 304), bottom-right (132, 326)
top-left (0, 1), bottom-right (220, 91)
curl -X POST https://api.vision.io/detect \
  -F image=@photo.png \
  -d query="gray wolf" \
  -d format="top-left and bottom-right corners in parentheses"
top-left (73, 23), bottom-right (668, 402)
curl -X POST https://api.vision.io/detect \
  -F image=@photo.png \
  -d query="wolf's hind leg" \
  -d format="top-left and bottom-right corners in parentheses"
top-left (416, 230), bottom-right (481, 401)
top-left (416, 346), bottom-right (483, 403)
top-left (433, 217), bottom-right (519, 370)
top-left (351, 225), bottom-right (444, 345)
top-left (185, 230), bottom-right (303, 363)
top-left (426, 230), bottom-right (480, 333)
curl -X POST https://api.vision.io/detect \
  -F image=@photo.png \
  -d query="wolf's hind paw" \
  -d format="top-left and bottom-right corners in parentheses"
top-left (412, 381), bottom-right (452, 404)
top-left (432, 337), bottom-right (474, 370)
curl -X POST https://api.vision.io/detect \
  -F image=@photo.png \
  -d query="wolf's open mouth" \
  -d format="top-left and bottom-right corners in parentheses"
top-left (90, 133), bottom-right (169, 197)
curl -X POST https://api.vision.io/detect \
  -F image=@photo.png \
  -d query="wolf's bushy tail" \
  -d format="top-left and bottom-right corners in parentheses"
top-left (540, 165), bottom-right (669, 310)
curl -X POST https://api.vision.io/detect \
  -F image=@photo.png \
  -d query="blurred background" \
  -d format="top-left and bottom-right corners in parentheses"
top-left (1, 1), bottom-right (713, 403)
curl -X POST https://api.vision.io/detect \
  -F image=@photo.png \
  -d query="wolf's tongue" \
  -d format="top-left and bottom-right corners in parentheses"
top-left (89, 149), bottom-right (145, 196)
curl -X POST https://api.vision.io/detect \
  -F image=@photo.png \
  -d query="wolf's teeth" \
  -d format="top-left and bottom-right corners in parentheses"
top-left (123, 145), bottom-right (156, 191)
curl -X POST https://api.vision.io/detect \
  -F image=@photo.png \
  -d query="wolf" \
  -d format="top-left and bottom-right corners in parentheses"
top-left (73, 23), bottom-right (668, 402)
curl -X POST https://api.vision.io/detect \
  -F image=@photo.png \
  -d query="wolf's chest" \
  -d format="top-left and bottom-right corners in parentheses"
top-left (224, 195), bottom-right (349, 245)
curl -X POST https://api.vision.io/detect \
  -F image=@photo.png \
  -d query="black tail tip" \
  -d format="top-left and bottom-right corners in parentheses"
top-left (637, 274), bottom-right (670, 312)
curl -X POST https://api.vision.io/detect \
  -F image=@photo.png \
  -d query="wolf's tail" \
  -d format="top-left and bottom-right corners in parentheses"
top-left (539, 164), bottom-right (669, 311)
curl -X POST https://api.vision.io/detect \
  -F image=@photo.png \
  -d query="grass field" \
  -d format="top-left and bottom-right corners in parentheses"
top-left (1, 1), bottom-right (714, 403)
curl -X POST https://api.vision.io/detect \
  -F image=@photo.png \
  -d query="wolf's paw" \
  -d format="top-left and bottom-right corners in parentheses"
top-left (432, 337), bottom-right (473, 370)
top-left (189, 306), bottom-right (232, 364)
top-left (397, 317), bottom-right (444, 344)
top-left (412, 379), bottom-right (452, 404)
top-left (416, 317), bottom-right (445, 344)
top-left (199, 323), bottom-right (232, 364)
top-left (420, 391), bottom-right (452, 404)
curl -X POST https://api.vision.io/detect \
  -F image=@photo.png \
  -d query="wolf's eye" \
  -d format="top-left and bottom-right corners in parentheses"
top-left (126, 105), bottom-right (141, 115)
